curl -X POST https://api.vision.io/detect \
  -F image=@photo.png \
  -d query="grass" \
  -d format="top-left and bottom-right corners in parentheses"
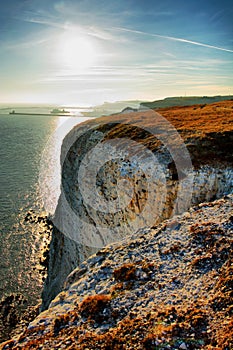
top-left (94, 100), bottom-right (233, 167)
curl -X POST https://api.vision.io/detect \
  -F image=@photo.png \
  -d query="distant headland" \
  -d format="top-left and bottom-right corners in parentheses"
top-left (140, 94), bottom-right (233, 109)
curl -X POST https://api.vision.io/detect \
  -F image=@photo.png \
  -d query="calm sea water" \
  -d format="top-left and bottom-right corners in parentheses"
top-left (0, 108), bottom-right (90, 306)
top-left (0, 101), bottom-right (138, 312)
top-left (0, 112), bottom-right (58, 304)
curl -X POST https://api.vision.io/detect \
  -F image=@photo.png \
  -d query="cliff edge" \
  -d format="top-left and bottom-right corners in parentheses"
top-left (42, 101), bottom-right (233, 310)
top-left (1, 100), bottom-right (233, 349)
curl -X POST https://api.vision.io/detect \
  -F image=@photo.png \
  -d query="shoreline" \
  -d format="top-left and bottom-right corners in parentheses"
top-left (1, 99), bottom-right (233, 347)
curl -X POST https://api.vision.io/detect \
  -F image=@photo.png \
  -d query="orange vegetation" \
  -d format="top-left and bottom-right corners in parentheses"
top-left (91, 100), bottom-right (233, 167)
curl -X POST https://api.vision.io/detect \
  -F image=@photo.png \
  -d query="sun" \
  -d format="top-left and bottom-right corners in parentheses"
top-left (58, 27), bottom-right (97, 72)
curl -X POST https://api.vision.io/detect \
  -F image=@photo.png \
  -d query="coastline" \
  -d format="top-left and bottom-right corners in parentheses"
top-left (1, 99), bottom-right (233, 347)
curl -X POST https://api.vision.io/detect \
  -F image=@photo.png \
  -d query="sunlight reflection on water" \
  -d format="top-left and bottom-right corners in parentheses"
top-left (39, 115), bottom-right (91, 214)
top-left (0, 112), bottom-right (90, 306)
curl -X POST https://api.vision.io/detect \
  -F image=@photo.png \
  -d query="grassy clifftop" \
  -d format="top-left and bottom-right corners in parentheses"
top-left (140, 95), bottom-right (233, 109)
top-left (95, 100), bottom-right (233, 167)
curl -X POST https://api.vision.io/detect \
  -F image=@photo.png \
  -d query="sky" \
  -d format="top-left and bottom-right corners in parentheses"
top-left (0, 0), bottom-right (232, 106)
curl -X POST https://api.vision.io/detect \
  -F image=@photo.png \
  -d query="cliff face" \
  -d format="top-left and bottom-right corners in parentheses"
top-left (3, 195), bottom-right (233, 349)
top-left (1, 101), bottom-right (233, 349)
top-left (42, 101), bottom-right (233, 310)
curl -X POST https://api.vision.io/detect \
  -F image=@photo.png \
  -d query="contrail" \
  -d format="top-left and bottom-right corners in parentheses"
top-left (114, 27), bottom-right (233, 53)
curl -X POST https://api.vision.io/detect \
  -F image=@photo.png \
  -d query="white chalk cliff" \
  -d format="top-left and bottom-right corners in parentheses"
top-left (41, 107), bottom-right (233, 310)
top-left (1, 101), bottom-right (233, 350)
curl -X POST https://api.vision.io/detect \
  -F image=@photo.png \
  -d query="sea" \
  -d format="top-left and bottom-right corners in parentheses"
top-left (0, 101), bottom-right (141, 340)
top-left (0, 106), bottom-right (92, 308)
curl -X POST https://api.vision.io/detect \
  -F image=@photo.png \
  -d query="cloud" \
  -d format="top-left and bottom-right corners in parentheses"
top-left (86, 26), bottom-right (124, 42)
top-left (5, 36), bottom-right (52, 50)
top-left (22, 16), bottom-right (62, 28)
top-left (113, 27), bottom-right (233, 53)
top-left (19, 10), bottom-right (64, 29)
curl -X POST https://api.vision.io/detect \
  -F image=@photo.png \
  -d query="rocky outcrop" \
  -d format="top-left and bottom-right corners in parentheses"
top-left (2, 195), bottom-right (233, 349)
top-left (42, 102), bottom-right (233, 310)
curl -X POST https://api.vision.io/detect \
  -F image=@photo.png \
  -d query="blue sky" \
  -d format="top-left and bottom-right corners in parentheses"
top-left (0, 0), bottom-right (232, 105)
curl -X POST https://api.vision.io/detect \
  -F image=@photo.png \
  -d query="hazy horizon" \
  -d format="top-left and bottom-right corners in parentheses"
top-left (1, 94), bottom-right (233, 110)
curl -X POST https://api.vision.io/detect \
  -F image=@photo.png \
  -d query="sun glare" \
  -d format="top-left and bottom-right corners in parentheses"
top-left (58, 27), bottom-right (97, 72)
